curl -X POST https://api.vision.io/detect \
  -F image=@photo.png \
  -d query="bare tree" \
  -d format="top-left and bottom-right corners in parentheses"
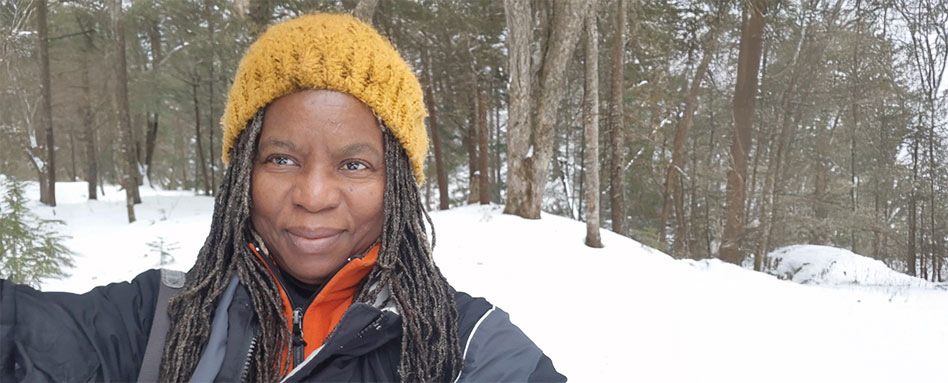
top-left (583, 9), bottom-right (602, 248)
top-left (478, 81), bottom-right (489, 205)
top-left (109, 0), bottom-right (138, 222)
top-left (77, 15), bottom-right (98, 200)
top-left (36, 0), bottom-right (55, 206)
top-left (421, 47), bottom-right (449, 210)
top-left (608, 0), bottom-right (627, 236)
top-left (352, 0), bottom-right (379, 25)
top-left (659, 2), bottom-right (728, 257)
top-left (896, 0), bottom-right (947, 278)
top-left (720, 0), bottom-right (766, 265)
top-left (504, 0), bottom-right (594, 219)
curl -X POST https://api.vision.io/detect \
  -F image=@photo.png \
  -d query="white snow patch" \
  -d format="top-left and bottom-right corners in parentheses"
top-left (766, 244), bottom-right (934, 287)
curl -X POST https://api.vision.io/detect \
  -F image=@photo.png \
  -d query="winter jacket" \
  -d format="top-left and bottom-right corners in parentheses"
top-left (0, 242), bottom-right (565, 382)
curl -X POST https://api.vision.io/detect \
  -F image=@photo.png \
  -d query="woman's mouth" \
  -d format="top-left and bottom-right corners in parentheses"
top-left (285, 227), bottom-right (344, 254)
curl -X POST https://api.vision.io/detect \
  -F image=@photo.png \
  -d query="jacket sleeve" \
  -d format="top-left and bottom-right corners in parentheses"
top-left (454, 306), bottom-right (566, 383)
top-left (0, 269), bottom-right (161, 382)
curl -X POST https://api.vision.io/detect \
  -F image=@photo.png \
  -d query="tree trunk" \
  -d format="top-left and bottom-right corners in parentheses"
top-left (352, 0), bottom-right (379, 25)
top-left (503, 0), bottom-right (534, 216)
top-left (421, 49), bottom-right (449, 210)
top-left (813, 111), bottom-right (841, 244)
top-left (192, 80), bottom-right (212, 196)
top-left (109, 0), bottom-right (137, 223)
top-left (68, 130), bottom-right (77, 181)
top-left (205, 0), bottom-right (217, 194)
top-left (79, 24), bottom-right (98, 200)
top-left (504, 0), bottom-right (593, 219)
top-left (720, 0), bottom-right (766, 265)
top-left (467, 70), bottom-right (480, 204)
top-left (478, 85), bottom-right (489, 205)
top-left (144, 12), bottom-right (163, 182)
top-left (583, 10), bottom-right (602, 248)
top-left (144, 114), bottom-right (159, 180)
top-left (659, 11), bottom-right (723, 257)
top-left (609, 0), bottom-right (627, 235)
top-left (36, 0), bottom-right (56, 206)
top-left (908, 130), bottom-right (918, 276)
top-left (247, 0), bottom-right (273, 38)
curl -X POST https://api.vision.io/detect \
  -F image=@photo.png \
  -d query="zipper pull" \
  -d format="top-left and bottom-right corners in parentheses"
top-left (292, 308), bottom-right (306, 367)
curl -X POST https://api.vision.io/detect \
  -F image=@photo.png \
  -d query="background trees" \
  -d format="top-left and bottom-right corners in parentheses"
top-left (1, 0), bottom-right (945, 280)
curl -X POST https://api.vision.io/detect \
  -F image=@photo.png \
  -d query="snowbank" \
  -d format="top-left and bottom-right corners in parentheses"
top-left (766, 244), bottom-right (934, 287)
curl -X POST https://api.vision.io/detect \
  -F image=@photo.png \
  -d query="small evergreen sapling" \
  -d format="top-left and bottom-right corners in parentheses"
top-left (0, 177), bottom-right (74, 288)
top-left (146, 236), bottom-right (179, 266)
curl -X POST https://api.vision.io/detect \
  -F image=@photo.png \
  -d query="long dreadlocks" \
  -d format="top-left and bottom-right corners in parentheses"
top-left (158, 109), bottom-right (462, 382)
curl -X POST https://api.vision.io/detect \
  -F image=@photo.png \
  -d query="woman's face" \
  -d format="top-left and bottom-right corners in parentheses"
top-left (251, 90), bottom-right (385, 285)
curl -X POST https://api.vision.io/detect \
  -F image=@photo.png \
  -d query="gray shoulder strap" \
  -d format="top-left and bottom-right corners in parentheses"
top-left (137, 269), bottom-right (186, 383)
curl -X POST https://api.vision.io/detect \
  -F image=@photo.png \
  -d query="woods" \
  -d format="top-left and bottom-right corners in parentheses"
top-left (1, 0), bottom-right (946, 280)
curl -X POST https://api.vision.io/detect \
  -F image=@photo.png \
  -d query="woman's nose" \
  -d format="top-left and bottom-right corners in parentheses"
top-left (292, 166), bottom-right (341, 213)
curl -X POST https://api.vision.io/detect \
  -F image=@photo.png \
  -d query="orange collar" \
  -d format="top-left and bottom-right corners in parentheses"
top-left (248, 242), bottom-right (380, 370)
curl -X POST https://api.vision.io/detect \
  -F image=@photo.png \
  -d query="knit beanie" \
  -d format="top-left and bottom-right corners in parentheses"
top-left (221, 13), bottom-right (428, 183)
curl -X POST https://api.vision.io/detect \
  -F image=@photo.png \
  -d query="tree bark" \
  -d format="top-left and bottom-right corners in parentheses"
top-left (504, 0), bottom-right (593, 219)
top-left (79, 22), bottom-right (98, 200)
top-left (353, 0), bottom-right (379, 25)
top-left (503, 0), bottom-right (534, 216)
top-left (36, 0), bottom-right (56, 206)
top-left (205, 0), bottom-right (217, 194)
top-left (421, 49), bottom-right (449, 210)
top-left (609, 0), bottom-right (627, 235)
top-left (583, 10), bottom-right (602, 248)
top-left (720, 0), bottom-right (766, 265)
top-left (247, 0), bottom-right (273, 38)
top-left (659, 8), bottom-right (724, 257)
top-left (192, 79), bottom-right (212, 196)
top-left (478, 84), bottom-right (489, 205)
top-left (109, 0), bottom-right (138, 223)
top-left (144, 16), bottom-right (162, 182)
top-left (467, 70), bottom-right (480, 204)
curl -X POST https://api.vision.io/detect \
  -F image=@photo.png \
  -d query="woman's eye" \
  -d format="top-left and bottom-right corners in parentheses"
top-left (267, 155), bottom-right (296, 166)
top-left (343, 161), bottom-right (368, 171)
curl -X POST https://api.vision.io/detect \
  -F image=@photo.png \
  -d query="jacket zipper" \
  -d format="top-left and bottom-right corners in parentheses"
top-left (291, 307), bottom-right (306, 368)
top-left (239, 331), bottom-right (259, 383)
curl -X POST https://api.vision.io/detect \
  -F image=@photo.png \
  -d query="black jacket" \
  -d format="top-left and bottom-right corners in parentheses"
top-left (1, 269), bottom-right (565, 382)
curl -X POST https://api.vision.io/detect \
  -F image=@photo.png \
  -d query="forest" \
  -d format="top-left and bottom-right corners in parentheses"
top-left (1, 0), bottom-right (946, 280)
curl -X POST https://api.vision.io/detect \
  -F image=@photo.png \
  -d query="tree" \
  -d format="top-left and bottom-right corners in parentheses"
top-left (583, 9), bottom-right (602, 248)
top-left (608, 0), bottom-right (627, 236)
top-left (896, 0), bottom-right (947, 280)
top-left (720, 0), bottom-right (766, 265)
top-left (0, 177), bottom-right (74, 288)
top-left (477, 79), bottom-right (489, 205)
top-left (421, 47), bottom-right (449, 210)
top-left (504, 0), bottom-right (594, 219)
top-left (352, 0), bottom-right (379, 25)
top-left (109, 0), bottom-right (139, 223)
top-left (659, 2), bottom-right (728, 257)
top-left (36, 0), bottom-right (55, 206)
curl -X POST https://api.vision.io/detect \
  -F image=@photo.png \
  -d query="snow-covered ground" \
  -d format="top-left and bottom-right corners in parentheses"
top-left (16, 181), bottom-right (948, 382)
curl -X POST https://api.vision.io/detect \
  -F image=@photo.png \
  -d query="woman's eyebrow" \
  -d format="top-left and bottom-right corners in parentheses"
top-left (259, 138), bottom-right (298, 152)
top-left (340, 142), bottom-right (382, 158)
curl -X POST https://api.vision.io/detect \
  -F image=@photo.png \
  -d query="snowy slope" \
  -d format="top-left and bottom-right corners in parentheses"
top-left (19, 181), bottom-right (948, 383)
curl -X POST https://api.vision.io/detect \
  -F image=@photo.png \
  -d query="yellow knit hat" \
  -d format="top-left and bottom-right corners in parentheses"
top-left (221, 13), bottom-right (428, 183)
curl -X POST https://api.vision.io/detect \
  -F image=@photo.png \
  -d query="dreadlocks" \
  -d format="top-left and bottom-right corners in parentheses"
top-left (158, 109), bottom-right (462, 382)
top-left (355, 123), bottom-right (463, 382)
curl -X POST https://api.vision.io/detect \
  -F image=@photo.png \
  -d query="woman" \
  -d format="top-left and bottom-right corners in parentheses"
top-left (0, 13), bottom-right (563, 382)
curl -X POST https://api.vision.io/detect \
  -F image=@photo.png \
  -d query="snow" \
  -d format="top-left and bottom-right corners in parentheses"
top-left (766, 244), bottom-right (935, 287)
top-left (18, 181), bottom-right (948, 382)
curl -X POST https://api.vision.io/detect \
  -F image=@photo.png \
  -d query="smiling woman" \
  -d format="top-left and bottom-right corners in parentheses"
top-left (1, 12), bottom-right (563, 383)
top-left (251, 90), bottom-right (386, 286)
